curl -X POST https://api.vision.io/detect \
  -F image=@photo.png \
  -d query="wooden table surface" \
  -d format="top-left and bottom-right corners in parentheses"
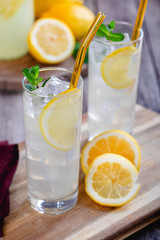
top-left (0, 0), bottom-right (160, 239)
top-left (2, 107), bottom-right (160, 240)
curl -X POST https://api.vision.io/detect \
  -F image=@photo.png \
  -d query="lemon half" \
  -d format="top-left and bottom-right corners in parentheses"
top-left (85, 153), bottom-right (140, 206)
top-left (41, 2), bottom-right (95, 40)
top-left (81, 130), bottom-right (141, 174)
top-left (28, 18), bottom-right (75, 64)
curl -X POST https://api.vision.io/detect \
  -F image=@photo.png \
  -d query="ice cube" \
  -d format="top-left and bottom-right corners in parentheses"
top-left (114, 33), bottom-right (132, 51)
top-left (122, 33), bottom-right (131, 43)
top-left (43, 75), bottom-right (69, 95)
top-left (90, 38), bottom-right (115, 63)
top-left (23, 91), bottom-right (35, 117)
top-left (23, 78), bottom-right (70, 118)
top-left (33, 86), bottom-right (53, 96)
top-left (27, 87), bottom-right (52, 116)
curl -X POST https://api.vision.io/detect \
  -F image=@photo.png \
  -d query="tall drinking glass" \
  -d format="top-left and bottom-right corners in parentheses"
top-left (88, 21), bottom-right (143, 139)
top-left (22, 67), bottom-right (83, 214)
top-left (0, 0), bottom-right (34, 60)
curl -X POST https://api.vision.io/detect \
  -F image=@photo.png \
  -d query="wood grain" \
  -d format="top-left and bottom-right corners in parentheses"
top-left (3, 105), bottom-right (160, 240)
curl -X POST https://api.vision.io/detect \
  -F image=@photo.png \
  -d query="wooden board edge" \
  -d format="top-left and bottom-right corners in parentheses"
top-left (114, 215), bottom-right (160, 240)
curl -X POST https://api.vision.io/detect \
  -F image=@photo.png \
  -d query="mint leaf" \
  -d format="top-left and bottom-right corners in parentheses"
top-left (23, 65), bottom-right (41, 87)
top-left (23, 65), bottom-right (44, 91)
top-left (22, 68), bottom-right (36, 85)
top-left (73, 42), bottom-right (88, 63)
top-left (34, 77), bottom-right (43, 86)
top-left (107, 21), bottom-right (115, 31)
top-left (96, 23), bottom-right (108, 37)
top-left (96, 22), bottom-right (124, 42)
top-left (105, 31), bottom-right (124, 42)
top-left (22, 66), bottom-right (52, 91)
top-left (25, 83), bottom-right (37, 91)
top-left (30, 65), bottom-right (40, 79)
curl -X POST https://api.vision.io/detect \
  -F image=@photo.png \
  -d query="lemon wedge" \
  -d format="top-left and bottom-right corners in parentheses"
top-left (40, 89), bottom-right (81, 151)
top-left (101, 46), bottom-right (137, 89)
top-left (85, 153), bottom-right (140, 206)
top-left (28, 18), bottom-right (75, 64)
top-left (81, 130), bottom-right (141, 174)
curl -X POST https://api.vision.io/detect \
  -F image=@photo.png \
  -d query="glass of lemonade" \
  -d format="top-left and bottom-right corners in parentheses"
top-left (0, 0), bottom-right (34, 60)
top-left (22, 67), bottom-right (83, 214)
top-left (88, 21), bottom-right (143, 139)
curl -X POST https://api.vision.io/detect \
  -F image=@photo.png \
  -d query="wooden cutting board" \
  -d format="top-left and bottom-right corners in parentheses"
top-left (3, 105), bottom-right (160, 240)
top-left (0, 54), bottom-right (87, 91)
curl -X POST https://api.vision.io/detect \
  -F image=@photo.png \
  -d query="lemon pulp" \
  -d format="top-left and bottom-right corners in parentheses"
top-left (101, 46), bottom-right (137, 89)
top-left (85, 153), bottom-right (140, 206)
top-left (40, 89), bottom-right (81, 151)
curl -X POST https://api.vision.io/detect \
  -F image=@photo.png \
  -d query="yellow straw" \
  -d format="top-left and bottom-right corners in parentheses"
top-left (69, 12), bottom-right (106, 89)
top-left (132, 0), bottom-right (148, 41)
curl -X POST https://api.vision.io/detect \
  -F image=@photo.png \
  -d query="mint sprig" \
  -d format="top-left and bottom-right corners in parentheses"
top-left (22, 65), bottom-right (50, 91)
top-left (22, 65), bottom-right (43, 88)
top-left (96, 22), bottom-right (124, 42)
top-left (73, 21), bottom-right (124, 63)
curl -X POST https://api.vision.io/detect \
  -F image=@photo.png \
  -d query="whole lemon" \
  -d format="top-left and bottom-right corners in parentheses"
top-left (41, 2), bottom-right (95, 40)
top-left (35, 0), bottom-right (84, 18)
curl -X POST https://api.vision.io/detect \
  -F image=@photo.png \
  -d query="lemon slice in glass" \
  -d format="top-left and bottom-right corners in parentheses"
top-left (101, 46), bottom-right (137, 89)
top-left (40, 88), bottom-right (81, 151)
top-left (85, 153), bottom-right (140, 206)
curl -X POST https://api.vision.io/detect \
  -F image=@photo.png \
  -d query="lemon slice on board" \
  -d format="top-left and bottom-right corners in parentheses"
top-left (81, 130), bottom-right (141, 174)
top-left (40, 89), bottom-right (81, 151)
top-left (101, 46), bottom-right (137, 89)
top-left (85, 153), bottom-right (140, 206)
top-left (28, 18), bottom-right (75, 64)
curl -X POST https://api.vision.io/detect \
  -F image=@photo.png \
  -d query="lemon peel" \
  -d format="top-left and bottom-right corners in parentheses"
top-left (81, 130), bottom-right (141, 174)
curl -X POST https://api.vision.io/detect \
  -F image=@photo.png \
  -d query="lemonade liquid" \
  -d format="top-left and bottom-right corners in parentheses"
top-left (23, 69), bottom-right (83, 214)
top-left (88, 22), bottom-right (143, 139)
top-left (0, 0), bottom-right (34, 60)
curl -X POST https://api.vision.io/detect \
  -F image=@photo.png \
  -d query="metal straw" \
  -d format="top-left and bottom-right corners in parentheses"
top-left (69, 12), bottom-right (106, 89)
top-left (132, 0), bottom-right (148, 41)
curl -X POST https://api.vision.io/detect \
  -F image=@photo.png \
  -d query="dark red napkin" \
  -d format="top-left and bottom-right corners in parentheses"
top-left (0, 141), bottom-right (19, 237)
